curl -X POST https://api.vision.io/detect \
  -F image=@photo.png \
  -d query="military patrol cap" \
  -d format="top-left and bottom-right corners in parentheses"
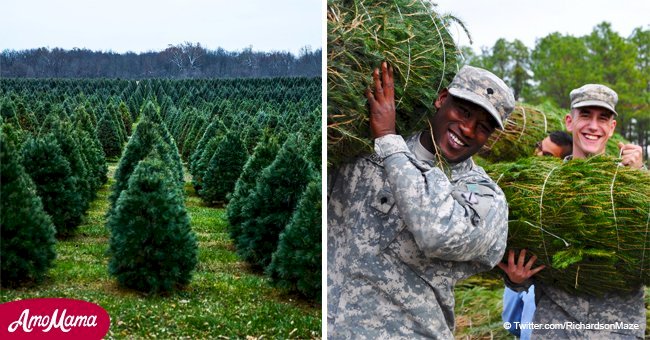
top-left (570, 84), bottom-right (618, 115)
top-left (447, 65), bottom-right (515, 129)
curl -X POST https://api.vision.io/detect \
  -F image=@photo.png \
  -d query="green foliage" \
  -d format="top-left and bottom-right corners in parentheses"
top-left (199, 130), bottom-right (249, 205)
top-left (21, 134), bottom-right (85, 237)
top-left (267, 175), bottom-right (322, 300)
top-left (236, 134), bottom-right (313, 268)
top-left (108, 157), bottom-right (198, 293)
top-left (486, 156), bottom-right (650, 296)
top-left (97, 115), bottom-right (123, 159)
top-left (227, 134), bottom-right (280, 241)
top-left (108, 119), bottom-right (179, 213)
top-left (118, 101), bottom-right (133, 136)
top-left (327, 0), bottom-right (461, 167)
top-left (1, 124), bottom-right (56, 286)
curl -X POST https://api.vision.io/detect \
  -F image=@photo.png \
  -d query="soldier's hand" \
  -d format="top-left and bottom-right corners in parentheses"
top-left (497, 249), bottom-right (545, 284)
top-left (366, 61), bottom-right (397, 139)
top-left (618, 142), bottom-right (644, 169)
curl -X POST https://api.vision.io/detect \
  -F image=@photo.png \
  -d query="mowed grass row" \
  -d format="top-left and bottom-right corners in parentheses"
top-left (1, 163), bottom-right (321, 339)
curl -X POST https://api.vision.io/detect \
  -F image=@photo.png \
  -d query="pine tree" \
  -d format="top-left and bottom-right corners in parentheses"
top-left (108, 119), bottom-right (179, 213)
top-left (118, 101), bottom-right (133, 136)
top-left (191, 136), bottom-right (221, 192)
top-left (1, 124), bottom-right (57, 286)
top-left (236, 134), bottom-right (312, 268)
top-left (97, 115), bottom-right (122, 159)
top-left (21, 134), bottom-right (84, 237)
top-left (107, 156), bottom-right (198, 293)
top-left (266, 175), bottom-right (321, 300)
top-left (226, 134), bottom-right (280, 241)
top-left (199, 130), bottom-right (248, 205)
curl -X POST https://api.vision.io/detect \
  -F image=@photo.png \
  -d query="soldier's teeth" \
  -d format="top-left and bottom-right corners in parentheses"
top-left (450, 132), bottom-right (465, 146)
top-left (584, 134), bottom-right (599, 140)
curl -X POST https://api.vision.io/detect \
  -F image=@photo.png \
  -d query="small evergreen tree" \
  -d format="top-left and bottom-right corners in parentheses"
top-left (108, 119), bottom-right (178, 213)
top-left (266, 175), bottom-right (321, 300)
top-left (236, 134), bottom-right (312, 268)
top-left (97, 115), bottom-right (122, 159)
top-left (21, 134), bottom-right (84, 237)
top-left (118, 101), bottom-right (133, 136)
top-left (107, 156), bottom-right (198, 293)
top-left (1, 124), bottom-right (57, 286)
top-left (199, 130), bottom-right (248, 205)
top-left (226, 134), bottom-right (280, 241)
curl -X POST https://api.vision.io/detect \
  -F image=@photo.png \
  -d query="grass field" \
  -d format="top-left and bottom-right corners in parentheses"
top-left (0, 163), bottom-right (322, 339)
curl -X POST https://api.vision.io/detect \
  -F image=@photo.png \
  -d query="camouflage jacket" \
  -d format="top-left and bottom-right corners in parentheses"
top-left (522, 281), bottom-right (645, 339)
top-left (327, 133), bottom-right (508, 339)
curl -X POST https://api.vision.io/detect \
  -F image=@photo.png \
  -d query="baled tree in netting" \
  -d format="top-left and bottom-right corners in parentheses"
top-left (1, 124), bottom-right (57, 286)
top-left (478, 102), bottom-right (631, 163)
top-left (226, 133), bottom-right (281, 241)
top-left (266, 174), bottom-right (322, 300)
top-left (485, 156), bottom-right (650, 296)
top-left (107, 155), bottom-right (198, 293)
top-left (199, 130), bottom-right (249, 205)
top-left (108, 119), bottom-right (180, 214)
top-left (97, 114), bottom-right (123, 159)
top-left (327, 0), bottom-right (462, 167)
top-left (236, 134), bottom-right (313, 268)
top-left (21, 134), bottom-right (85, 237)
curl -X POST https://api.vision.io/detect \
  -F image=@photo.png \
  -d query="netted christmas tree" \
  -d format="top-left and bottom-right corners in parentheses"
top-left (236, 134), bottom-right (313, 268)
top-left (107, 155), bottom-right (198, 294)
top-left (227, 134), bottom-right (281, 242)
top-left (266, 174), bottom-right (322, 300)
top-left (1, 124), bottom-right (57, 286)
top-left (478, 102), bottom-right (630, 163)
top-left (21, 134), bottom-right (85, 237)
top-left (486, 156), bottom-right (650, 296)
top-left (327, 0), bottom-right (461, 167)
top-left (199, 130), bottom-right (249, 205)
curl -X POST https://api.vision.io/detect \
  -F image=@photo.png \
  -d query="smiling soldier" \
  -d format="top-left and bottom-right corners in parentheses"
top-left (327, 62), bottom-right (515, 339)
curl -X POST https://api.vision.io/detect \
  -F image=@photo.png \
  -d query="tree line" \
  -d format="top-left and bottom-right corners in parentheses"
top-left (463, 22), bottom-right (649, 164)
top-left (0, 42), bottom-right (321, 79)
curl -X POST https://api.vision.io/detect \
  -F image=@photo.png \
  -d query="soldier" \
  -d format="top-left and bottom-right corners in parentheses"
top-left (502, 84), bottom-right (646, 339)
top-left (534, 130), bottom-right (573, 158)
top-left (327, 62), bottom-right (515, 338)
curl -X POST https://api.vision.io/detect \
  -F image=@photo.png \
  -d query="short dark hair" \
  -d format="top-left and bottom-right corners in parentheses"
top-left (548, 130), bottom-right (573, 158)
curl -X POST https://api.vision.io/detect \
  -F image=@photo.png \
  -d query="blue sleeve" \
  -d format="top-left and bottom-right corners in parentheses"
top-left (502, 287), bottom-right (524, 337)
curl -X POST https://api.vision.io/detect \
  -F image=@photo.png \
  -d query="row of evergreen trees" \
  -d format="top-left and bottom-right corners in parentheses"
top-left (1, 77), bottom-right (321, 300)
top-left (1, 102), bottom-right (108, 286)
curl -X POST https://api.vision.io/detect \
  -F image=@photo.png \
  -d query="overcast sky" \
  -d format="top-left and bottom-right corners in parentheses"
top-left (434, 0), bottom-right (649, 54)
top-left (0, 0), bottom-right (322, 55)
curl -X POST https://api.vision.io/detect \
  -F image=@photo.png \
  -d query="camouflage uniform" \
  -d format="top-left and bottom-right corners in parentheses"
top-left (505, 84), bottom-right (646, 339)
top-left (327, 133), bottom-right (509, 339)
top-left (532, 284), bottom-right (645, 339)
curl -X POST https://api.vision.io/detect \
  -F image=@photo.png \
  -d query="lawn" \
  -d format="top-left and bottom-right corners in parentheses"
top-left (0, 164), bottom-right (322, 339)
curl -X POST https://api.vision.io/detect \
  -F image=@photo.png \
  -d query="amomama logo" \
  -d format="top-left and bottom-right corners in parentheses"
top-left (0, 298), bottom-right (110, 339)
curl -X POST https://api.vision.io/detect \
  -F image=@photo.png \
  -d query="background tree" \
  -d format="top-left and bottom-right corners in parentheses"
top-left (235, 134), bottom-right (312, 269)
top-left (199, 130), bottom-right (249, 205)
top-left (266, 174), bottom-right (321, 300)
top-left (1, 124), bottom-right (56, 286)
top-left (21, 134), bottom-right (84, 237)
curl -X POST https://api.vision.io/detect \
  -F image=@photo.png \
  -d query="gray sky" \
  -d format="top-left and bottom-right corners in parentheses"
top-left (434, 0), bottom-right (649, 54)
top-left (0, 0), bottom-right (322, 55)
